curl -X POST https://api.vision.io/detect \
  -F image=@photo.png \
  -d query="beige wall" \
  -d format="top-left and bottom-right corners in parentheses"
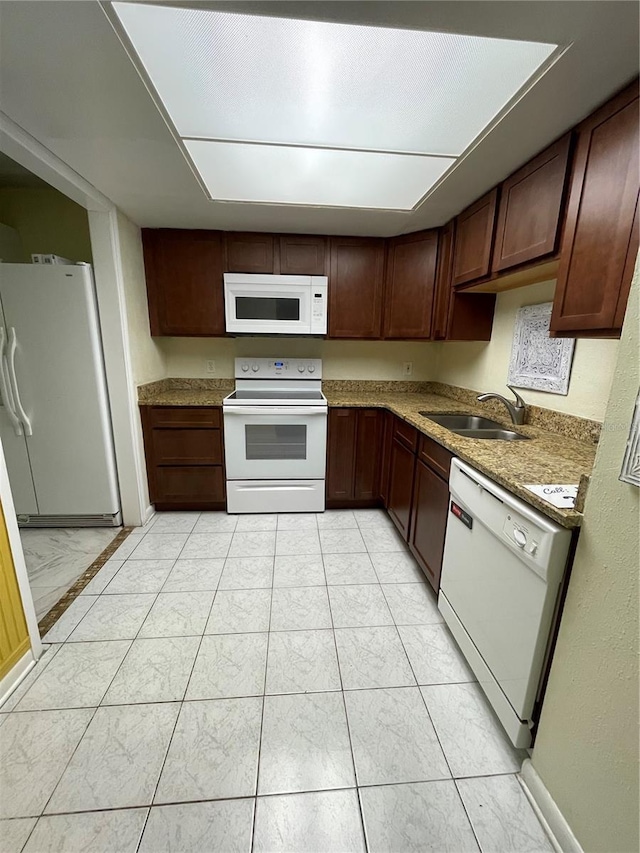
top-left (531, 264), bottom-right (639, 852)
top-left (116, 210), bottom-right (165, 385)
top-left (435, 280), bottom-right (619, 422)
top-left (0, 187), bottom-right (93, 262)
top-left (158, 336), bottom-right (438, 381)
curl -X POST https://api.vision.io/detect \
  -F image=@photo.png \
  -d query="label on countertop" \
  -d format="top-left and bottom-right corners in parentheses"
top-left (525, 484), bottom-right (578, 509)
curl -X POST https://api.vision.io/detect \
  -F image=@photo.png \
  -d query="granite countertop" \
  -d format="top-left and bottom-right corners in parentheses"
top-left (138, 378), bottom-right (597, 528)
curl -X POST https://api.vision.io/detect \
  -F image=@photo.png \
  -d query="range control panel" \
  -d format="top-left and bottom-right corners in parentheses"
top-left (234, 357), bottom-right (322, 379)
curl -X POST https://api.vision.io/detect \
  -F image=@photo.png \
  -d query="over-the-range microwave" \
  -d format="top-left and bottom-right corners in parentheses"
top-left (224, 273), bottom-right (328, 335)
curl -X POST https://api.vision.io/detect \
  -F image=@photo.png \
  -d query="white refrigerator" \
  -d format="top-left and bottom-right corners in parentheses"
top-left (0, 263), bottom-right (121, 526)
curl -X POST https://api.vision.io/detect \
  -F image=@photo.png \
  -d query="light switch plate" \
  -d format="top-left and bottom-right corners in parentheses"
top-left (402, 362), bottom-right (413, 376)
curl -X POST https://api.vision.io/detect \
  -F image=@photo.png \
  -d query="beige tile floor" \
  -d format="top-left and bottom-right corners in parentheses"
top-left (1, 510), bottom-right (555, 852)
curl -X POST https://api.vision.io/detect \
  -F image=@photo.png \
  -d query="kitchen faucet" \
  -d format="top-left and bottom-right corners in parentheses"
top-left (477, 385), bottom-right (527, 425)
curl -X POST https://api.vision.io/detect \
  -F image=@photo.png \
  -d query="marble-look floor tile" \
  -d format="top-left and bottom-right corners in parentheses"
top-left (109, 533), bottom-right (144, 561)
top-left (129, 534), bottom-right (188, 561)
top-left (382, 582), bottom-right (442, 624)
top-left (273, 554), bottom-right (325, 587)
top-left (399, 624), bottom-right (475, 685)
top-left (102, 637), bottom-right (200, 705)
top-left (16, 641), bottom-right (130, 711)
top-left (45, 703), bottom-right (179, 813)
top-left (103, 560), bottom-right (174, 594)
top-left (23, 809), bottom-right (148, 853)
top-left (80, 560), bottom-right (123, 596)
top-left (218, 557), bottom-right (274, 590)
top-left (68, 594), bottom-right (156, 642)
top-left (180, 532), bottom-right (233, 560)
top-left (148, 512), bottom-right (199, 534)
top-left (0, 817), bottom-right (37, 853)
top-left (235, 513), bottom-right (278, 532)
top-left (155, 697), bottom-right (263, 802)
top-left (0, 646), bottom-right (61, 713)
top-left (266, 630), bottom-right (341, 694)
top-left (323, 553), bottom-right (378, 585)
top-left (353, 509), bottom-right (395, 529)
top-left (258, 691), bottom-right (355, 795)
top-left (360, 781), bottom-right (479, 853)
top-left (316, 510), bottom-right (358, 529)
top-left (335, 626), bottom-right (415, 690)
top-left (206, 589), bottom-right (272, 634)
top-left (319, 529), bottom-right (367, 554)
top-left (361, 526), bottom-right (407, 553)
top-left (193, 512), bottom-right (238, 533)
top-left (345, 687), bottom-right (450, 786)
top-left (457, 775), bottom-right (554, 852)
top-left (0, 708), bottom-right (93, 818)
top-left (32, 587), bottom-right (68, 620)
top-left (42, 596), bottom-right (98, 643)
top-left (421, 683), bottom-right (525, 777)
top-left (254, 789), bottom-right (366, 853)
top-left (275, 530), bottom-right (321, 556)
top-left (370, 551), bottom-right (426, 583)
top-left (276, 513), bottom-right (318, 530)
top-left (328, 584), bottom-right (393, 628)
top-left (228, 531), bottom-right (276, 558)
top-left (270, 586), bottom-right (332, 631)
top-left (138, 591), bottom-right (214, 638)
top-left (162, 558), bottom-right (224, 592)
top-left (139, 800), bottom-right (254, 853)
top-left (186, 633), bottom-right (268, 699)
top-left (22, 528), bottom-right (119, 590)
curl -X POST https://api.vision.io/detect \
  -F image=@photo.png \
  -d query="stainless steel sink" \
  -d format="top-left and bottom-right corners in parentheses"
top-left (419, 412), bottom-right (530, 441)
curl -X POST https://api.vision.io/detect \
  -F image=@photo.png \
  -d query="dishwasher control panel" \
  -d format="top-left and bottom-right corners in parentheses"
top-left (502, 514), bottom-right (540, 557)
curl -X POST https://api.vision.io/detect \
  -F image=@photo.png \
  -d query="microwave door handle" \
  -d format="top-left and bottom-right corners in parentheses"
top-left (223, 407), bottom-right (327, 416)
top-left (7, 328), bottom-right (32, 436)
top-left (0, 326), bottom-right (23, 435)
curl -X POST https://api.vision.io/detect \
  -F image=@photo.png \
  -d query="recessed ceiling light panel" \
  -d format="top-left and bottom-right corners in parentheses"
top-left (184, 140), bottom-right (454, 209)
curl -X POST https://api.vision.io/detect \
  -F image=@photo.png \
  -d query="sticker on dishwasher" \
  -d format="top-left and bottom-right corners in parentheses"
top-left (450, 501), bottom-right (473, 529)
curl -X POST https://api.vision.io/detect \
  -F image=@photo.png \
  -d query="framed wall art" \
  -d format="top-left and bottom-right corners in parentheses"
top-left (620, 389), bottom-right (640, 487)
top-left (508, 302), bottom-right (576, 395)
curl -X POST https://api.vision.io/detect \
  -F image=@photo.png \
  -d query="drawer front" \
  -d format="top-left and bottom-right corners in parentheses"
top-left (154, 466), bottom-right (225, 503)
top-left (393, 418), bottom-right (418, 452)
top-left (418, 435), bottom-right (453, 481)
top-left (147, 406), bottom-right (221, 428)
top-left (152, 428), bottom-right (223, 465)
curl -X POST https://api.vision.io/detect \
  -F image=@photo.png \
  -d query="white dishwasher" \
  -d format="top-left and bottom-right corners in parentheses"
top-left (438, 458), bottom-right (572, 748)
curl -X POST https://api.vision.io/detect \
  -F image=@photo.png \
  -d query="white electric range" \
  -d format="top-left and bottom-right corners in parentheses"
top-left (223, 358), bottom-right (327, 513)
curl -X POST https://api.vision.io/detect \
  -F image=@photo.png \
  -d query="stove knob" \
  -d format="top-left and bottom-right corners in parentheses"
top-left (298, 364), bottom-right (306, 373)
top-left (307, 364), bottom-right (316, 374)
top-left (251, 363), bottom-right (259, 373)
top-left (241, 363), bottom-right (249, 373)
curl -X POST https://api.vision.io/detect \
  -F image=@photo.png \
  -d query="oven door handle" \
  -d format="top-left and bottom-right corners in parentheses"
top-left (223, 406), bottom-right (327, 416)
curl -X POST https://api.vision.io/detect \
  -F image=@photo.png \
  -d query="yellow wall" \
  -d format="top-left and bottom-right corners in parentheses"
top-left (0, 187), bottom-right (93, 262)
top-left (530, 263), bottom-right (639, 852)
top-left (435, 280), bottom-right (619, 422)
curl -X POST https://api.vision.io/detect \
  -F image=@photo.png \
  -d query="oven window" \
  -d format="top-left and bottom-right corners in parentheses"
top-left (245, 424), bottom-right (307, 460)
top-left (236, 297), bottom-right (300, 321)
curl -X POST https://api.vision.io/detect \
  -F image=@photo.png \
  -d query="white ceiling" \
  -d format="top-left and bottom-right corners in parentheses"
top-left (0, 1), bottom-right (637, 236)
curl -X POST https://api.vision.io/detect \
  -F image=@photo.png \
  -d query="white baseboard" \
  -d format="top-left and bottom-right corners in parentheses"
top-left (519, 758), bottom-right (584, 853)
top-left (0, 650), bottom-right (35, 709)
top-left (142, 504), bottom-right (155, 526)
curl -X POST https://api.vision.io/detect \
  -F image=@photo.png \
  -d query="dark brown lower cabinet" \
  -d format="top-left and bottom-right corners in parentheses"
top-left (140, 406), bottom-right (226, 510)
top-left (387, 438), bottom-right (417, 539)
top-left (409, 459), bottom-right (450, 592)
top-left (326, 408), bottom-right (382, 506)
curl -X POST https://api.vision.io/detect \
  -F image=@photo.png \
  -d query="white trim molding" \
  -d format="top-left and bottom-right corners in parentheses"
top-left (520, 759), bottom-right (584, 853)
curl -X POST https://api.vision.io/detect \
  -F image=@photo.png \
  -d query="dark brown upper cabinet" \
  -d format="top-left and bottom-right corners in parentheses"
top-left (383, 230), bottom-right (438, 339)
top-left (492, 133), bottom-right (572, 273)
top-left (432, 221), bottom-right (454, 340)
top-left (328, 237), bottom-right (385, 338)
top-left (224, 232), bottom-right (275, 273)
top-left (142, 229), bottom-right (225, 337)
top-left (279, 235), bottom-right (327, 275)
top-left (551, 82), bottom-right (639, 336)
top-left (452, 188), bottom-right (498, 287)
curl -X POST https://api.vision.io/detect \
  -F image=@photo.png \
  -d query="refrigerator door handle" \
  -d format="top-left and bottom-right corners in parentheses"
top-left (7, 327), bottom-right (33, 436)
top-left (0, 326), bottom-right (23, 435)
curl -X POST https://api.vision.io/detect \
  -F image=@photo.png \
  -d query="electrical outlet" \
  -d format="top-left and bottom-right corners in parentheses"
top-left (402, 362), bottom-right (413, 376)
top-left (206, 360), bottom-right (216, 374)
